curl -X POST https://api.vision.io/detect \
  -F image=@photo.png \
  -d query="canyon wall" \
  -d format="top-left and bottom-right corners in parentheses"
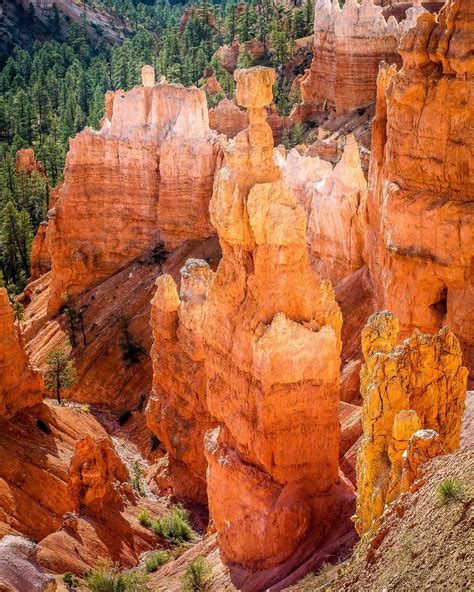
top-left (47, 69), bottom-right (222, 312)
top-left (0, 288), bottom-right (43, 418)
top-left (146, 260), bottom-right (216, 503)
top-left (202, 67), bottom-right (354, 585)
top-left (355, 311), bottom-right (467, 535)
top-left (300, 0), bottom-right (401, 113)
top-left (366, 0), bottom-right (474, 378)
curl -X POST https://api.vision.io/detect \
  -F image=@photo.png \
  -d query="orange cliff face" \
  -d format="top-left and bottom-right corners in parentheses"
top-left (366, 0), bottom-right (474, 379)
top-left (0, 288), bottom-right (43, 418)
top-left (46, 68), bottom-right (223, 313)
top-left (355, 311), bottom-right (467, 535)
top-left (146, 260), bottom-right (216, 503)
top-left (201, 67), bottom-right (354, 588)
top-left (300, 0), bottom-right (401, 113)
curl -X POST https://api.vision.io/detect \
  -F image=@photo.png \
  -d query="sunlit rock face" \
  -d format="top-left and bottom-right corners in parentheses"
top-left (47, 71), bottom-right (223, 312)
top-left (202, 67), bottom-right (354, 584)
top-left (146, 260), bottom-right (216, 503)
top-left (0, 288), bottom-right (43, 418)
top-left (355, 311), bottom-right (467, 535)
top-left (300, 0), bottom-right (401, 113)
top-left (365, 0), bottom-right (474, 379)
top-left (30, 222), bottom-right (51, 281)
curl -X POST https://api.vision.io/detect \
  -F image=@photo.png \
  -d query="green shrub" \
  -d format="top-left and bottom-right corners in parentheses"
top-left (181, 557), bottom-right (212, 592)
top-left (151, 506), bottom-right (192, 543)
top-left (144, 550), bottom-right (169, 573)
top-left (86, 558), bottom-right (149, 592)
top-left (437, 478), bottom-right (466, 506)
top-left (138, 509), bottom-right (150, 527)
top-left (130, 462), bottom-right (145, 496)
top-left (63, 571), bottom-right (78, 589)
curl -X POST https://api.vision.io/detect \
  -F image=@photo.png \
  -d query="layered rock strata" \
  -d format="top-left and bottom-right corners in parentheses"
top-left (355, 311), bottom-right (467, 535)
top-left (146, 259), bottom-right (216, 503)
top-left (300, 0), bottom-right (401, 113)
top-left (30, 222), bottom-right (51, 281)
top-left (47, 67), bottom-right (222, 312)
top-left (0, 288), bottom-right (43, 418)
top-left (203, 67), bottom-right (353, 583)
top-left (366, 0), bottom-right (474, 377)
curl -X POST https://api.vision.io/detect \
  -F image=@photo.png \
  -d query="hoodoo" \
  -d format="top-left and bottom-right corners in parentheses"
top-left (146, 260), bottom-right (216, 503)
top-left (202, 66), bottom-right (354, 588)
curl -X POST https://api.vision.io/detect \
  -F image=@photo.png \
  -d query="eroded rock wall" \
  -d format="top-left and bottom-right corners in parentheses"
top-left (300, 0), bottom-right (401, 113)
top-left (365, 0), bottom-right (474, 378)
top-left (355, 311), bottom-right (467, 535)
top-left (47, 70), bottom-right (222, 312)
top-left (0, 288), bottom-right (43, 418)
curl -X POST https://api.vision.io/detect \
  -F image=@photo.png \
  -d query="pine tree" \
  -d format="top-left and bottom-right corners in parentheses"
top-left (44, 349), bottom-right (76, 404)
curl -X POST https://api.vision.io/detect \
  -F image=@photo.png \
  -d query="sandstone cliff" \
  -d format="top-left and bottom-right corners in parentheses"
top-left (355, 311), bottom-right (467, 535)
top-left (146, 260), bottom-right (216, 503)
top-left (30, 222), bottom-right (51, 281)
top-left (0, 288), bottom-right (43, 418)
top-left (47, 68), bottom-right (223, 313)
top-left (202, 66), bottom-right (354, 588)
top-left (300, 0), bottom-right (401, 113)
top-left (365, 0), bottom-right (474, 378)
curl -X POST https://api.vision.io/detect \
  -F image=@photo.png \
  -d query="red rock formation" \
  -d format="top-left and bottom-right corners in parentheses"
top-left (68, 435), bottom-right (129, 514)
top-left (209, 98), bottom-right (249, 138)
top-left (146, 260), bottom-right (216, 503)
top-left (202, 76), bottom-right (224, 96)
top-left (0, 288), bottom-right (43, 418)
top-left (355, 311), bottom-right (467, 535)
top-left (215, 39), bottom-right (266, 74)
top-left (203, 67), bottom-right (354, 586)
top-left (30, 222), bottom-right (51, 281)
top-left (15, 148), bottom-right (45, 176)
top-left (47, 69), bottom-right (222, 313)
top-left (300, 0), bottom-right (401, 113)
top-left (365, 0), bottom-right (474, 378)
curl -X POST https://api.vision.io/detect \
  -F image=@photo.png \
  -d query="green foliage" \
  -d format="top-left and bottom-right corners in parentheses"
top-left (118, 315), bottom-right (143, 365)
top-left (138, 509), bottom-right (151, 527)
top-left (1, 0), bottom-right (308, 289)
top-left (130, 461), bottom-right (145, 497)
top-left (151, 506), bottom-right (193, 543)
top-left (181, 557), bottom-right (212, 592)
top-left (437, 479), bottom-right (466, 506)
top-left (144, 550), bottom-right (169, 573)
top-left (85, 558), bottom-right (150, 592)
top-left (13, 300), bottom-right (25, 322)
top-left (43, 348), bottom-right (76, 404)
top-left (63, 571), bottom-right (79, 589)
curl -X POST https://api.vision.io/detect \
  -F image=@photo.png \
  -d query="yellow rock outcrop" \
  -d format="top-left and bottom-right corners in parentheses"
top-left (355, 311), bottom-right (467, 535)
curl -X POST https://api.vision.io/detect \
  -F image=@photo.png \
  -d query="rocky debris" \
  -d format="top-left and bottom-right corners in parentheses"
top-left (146, 260), bottom-right (216, 503)
top-left (355, 311), bottom-right (467, 535)
top-left (330, 446), bottom-right (474, 591)
top-left (0, 535), bottom-right (56, 592)
top-left (0, 288), bottom-right (43, 418)
top-left (365, 0), bottom-right (474, 379)
top-left (47, 69), bottom-right (223, 312)
top-left (202, 66), bottom-right (354, 588)
top-left (68, 435), bottom-right (129, 514)
top-left (30, 222), bottom-right (51, 281)
top-left (300, 0), bottom-right (401, 113)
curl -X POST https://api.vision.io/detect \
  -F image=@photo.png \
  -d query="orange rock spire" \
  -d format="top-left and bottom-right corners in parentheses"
top-left (202, 67), bottom-right (353, 585)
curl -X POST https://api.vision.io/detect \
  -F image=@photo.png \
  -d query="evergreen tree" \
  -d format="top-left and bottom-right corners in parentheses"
top-left (44, 349), bottom-right (76, 404)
